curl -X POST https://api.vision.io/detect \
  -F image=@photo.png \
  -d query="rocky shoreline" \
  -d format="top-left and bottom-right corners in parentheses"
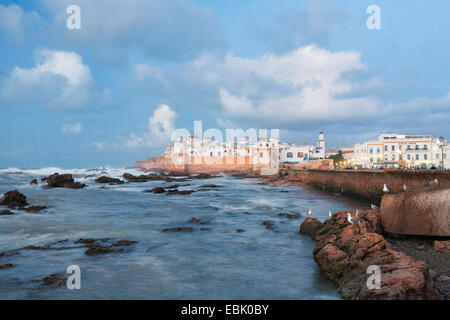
top-left (300, 210), bottom-right (449, 300)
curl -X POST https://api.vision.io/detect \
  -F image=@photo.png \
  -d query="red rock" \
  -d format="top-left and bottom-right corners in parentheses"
top-left (299, 217), bottom-right (323, 239)
top-left (312, 209), bottom-right (441, 300)
top-left (0, 190), bottom-right (28, 208)
top-left (434, 240), bottom-right (450, 254)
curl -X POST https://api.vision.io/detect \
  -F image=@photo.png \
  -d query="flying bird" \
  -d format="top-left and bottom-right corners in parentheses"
top-left (347, 212), bottom-right (360, 224)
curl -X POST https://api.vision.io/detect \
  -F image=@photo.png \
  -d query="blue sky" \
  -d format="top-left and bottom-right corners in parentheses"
top-left (1, 0), bottom-right (449, 168)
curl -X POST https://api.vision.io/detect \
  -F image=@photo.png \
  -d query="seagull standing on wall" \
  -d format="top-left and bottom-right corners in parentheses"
top-left (383, 184), bottom-right (389, 193)
top-left (371, 204), bottom-right (379, 210)
top-left (329, 210), bottom-right (332, 218)
top-left (403, 184), bottom-right (410, 191)
top-left (347, 212), bottom-right (361, 224)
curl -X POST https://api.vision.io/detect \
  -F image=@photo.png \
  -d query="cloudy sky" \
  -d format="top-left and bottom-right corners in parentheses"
top-left (1, 0), bottom-right (449, 168)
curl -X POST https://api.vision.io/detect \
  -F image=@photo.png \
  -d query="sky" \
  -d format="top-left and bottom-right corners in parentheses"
top-left (0, 0), bottom-right (449, 168)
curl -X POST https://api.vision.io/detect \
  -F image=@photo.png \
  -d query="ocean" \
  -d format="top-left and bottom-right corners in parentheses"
top-left (0, 167), bottom-right (369, 299)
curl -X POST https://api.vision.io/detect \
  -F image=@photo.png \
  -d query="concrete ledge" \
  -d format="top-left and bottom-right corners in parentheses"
top-left (380, 189), bottom-right (450, 236)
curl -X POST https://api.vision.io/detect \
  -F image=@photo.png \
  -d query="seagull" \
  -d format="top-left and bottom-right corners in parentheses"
top-left (355, 210), bottom-right (360, 218)
top-left (307, 209), bottom-right (312, 216)
top-left (371, 204), bottom-right (379, 210)
top-left (403, 184), bottom-right (410, 191)
top-left (328, 210), bottom-right (332, 218)
top-left (383, 184), bottom-right (389, 193)
top-left (428, 179), bottom-right (439, 187)
top-left (347, 212), bottom-right (361, 224)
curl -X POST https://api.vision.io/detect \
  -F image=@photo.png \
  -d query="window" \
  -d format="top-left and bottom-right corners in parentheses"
top-left (384, 145), bottom-right (388, 151)
top-left (385, 155), bottom-right (388, 161)
top-left (298, 152), bottom-right (304, 158)
top-left (415, 154), bottom-right (419, 160)
top-left (370, 149), bottom-right (373, 154)
top-left (436, 154), bottom-right (439, 159)
top-left (377, 158), bottom-right (381, 163)
top-left (415, 145), bottom-right (419, 150)
top-left (287, 152), bottom-right (293, 158)
top-left (399, 155), bottom-right (403, 161)
top-left (260, 152), bottom-right (264, 158)
top-left (218, 152), bottom-right (221, 156)
top-left (424, 154), bottom-right (428, 160)
top-left (407, 145), bottom-right (411, 150)
top-left (370, 158), bottom-right (374, 163)
top-left (399, 145), bottom-right (402, 151)
top-left (424, 145), bottom-right (428, 150)
top-left (444, 153), bottom-right (447, 160)
top-left (391, 155), bottom-right (395, 161)
top-left (407, 154), bottom-right (411, 160)
top-left (392, 145), bottom-right (395, 151)
top-left (377, 148), bottom-right (380, 153)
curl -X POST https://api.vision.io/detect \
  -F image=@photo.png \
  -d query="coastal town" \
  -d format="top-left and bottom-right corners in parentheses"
top-left (136, 132), bottom-right (450, 172)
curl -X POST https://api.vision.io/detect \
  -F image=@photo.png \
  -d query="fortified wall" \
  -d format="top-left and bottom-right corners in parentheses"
top-left (284, 169), bottom-right (450, 203)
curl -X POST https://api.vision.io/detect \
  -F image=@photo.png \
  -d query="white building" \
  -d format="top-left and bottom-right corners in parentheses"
top-left (279, 143), bottom-right (312, 164)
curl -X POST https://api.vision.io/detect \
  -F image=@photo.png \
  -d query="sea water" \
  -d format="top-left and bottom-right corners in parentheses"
top-left (0, 167), bottom-right (369, 299)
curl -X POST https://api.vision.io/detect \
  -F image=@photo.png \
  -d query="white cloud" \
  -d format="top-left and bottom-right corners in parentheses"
top-left (1, 49), bottom-right (109, 110)
top-left (62, 122), bottom-right (83, 134)
top-left (0, 4), bottom-right (42, 44)
top-left (93, 104), bottom-right (178, 151)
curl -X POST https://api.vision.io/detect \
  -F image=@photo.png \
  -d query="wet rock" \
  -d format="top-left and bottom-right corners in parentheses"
top-left (41, 177), bottom-right (48, 182)
top-left (200, 227), bottom-right (210, 231)
top-left (75, 238), bottom-right (96, 244)
top-left (434, 240), bottom-right (450, 254)
top-left (84, 244), bottom-right (124, 256)
top-left (236, 229), bottom-right (245, 233)
top-left (29, 179), bottom-right (38, 185)
top-left (191, 173), bottom-right (217, 179)
top-left (0, 210), bottom-right (14, 215)
top-left (95, 176), bottom-right (124, 185)
top-left (42, 274), bottom-right (67, 287)
top-left (165, 184), bottom-right (189, 189)
top-left (144, 187), bottom-right (166, 194)
top-left (299, 217), bottom-right (323, 240)
top-left (19, 206), bottom-right (47, 213)
top-left (200, 184), bottom-right (221, 188)
top-left (123, 173), bottom-right (167, 183)
top-left (46, 173), bottom-right (86, 189)
top-left (263, 221), bottom-right (274, 230)
top-left (24, 245), bottom-right (49, 250)
top-left (0, 190), bottom-right (28, 208)
top-left (187, 218), bottom-right (209, 225)
top-left (312, 209), bottom-right (441, 300)
top-left (0, 263), bottom-right (13, 270)
top-left (112, 240), bottom-right (137, 247)
top-left (166, 189), bottom-right (195, 195)
top-left (162, 227), bottom-right (194, 232)
top-left (278, 212), bottom-right (300, 219)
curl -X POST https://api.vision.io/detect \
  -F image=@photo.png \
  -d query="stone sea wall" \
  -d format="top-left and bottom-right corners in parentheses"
top-left (285, 169), bottom-right (450, 203)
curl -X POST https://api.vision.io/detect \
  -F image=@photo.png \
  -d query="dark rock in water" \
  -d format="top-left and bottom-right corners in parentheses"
top-left (0, 210), bottom-right (14, 216)
top-left (0, 263), bottom-right (13, 270)
top-left (29, 179), bottom-right (38, 185)
top-left (24, 245), bottom-right (49, 250)
top-left (299, 217), bottom-right (323, 240)
top-left (165, 184), bottom-right (190, 189)
top-left (188, 217), bottom-right (199, 223)
top-left (75, 238), bottom-right (96, 244)
top-left (200, 227), bottom-right (210, 231)
top-left (263, 221), bottom-right (274, 230)
top-left (166, 189), bottom-right (195, 195)
top-left (191, 173), bottom-right (217, 179)
top-left (84, 244), bottom-right (124, 256)
top-left (236, 229), bottom-right (245, 233)
top-left (95, 176), bottom-right (124, 185)
top-left (112, 240), bottom-right (137, 247)
top-left (123, 173), bottom-right (168, 183)
top-left (200, 184), bottom-right (221, 188)
top-left (0, 190), bottom-right (28, 208)
top-left (278, 212), bottom-right (300, 219)
top-left (19, 206), bottom-right (47, 213)
top-left (162, 227), bottom-right (194, 232)
top-left (280, 190), bottom-right (289, 193)
top-left (144, 187), bottom-right (166, 194)
top-left (42, 274), bottom-right (67, 287)
top-left (45, 173), bottom-right (86, 189)
top-left (41, 177), bottom-right (48, 182)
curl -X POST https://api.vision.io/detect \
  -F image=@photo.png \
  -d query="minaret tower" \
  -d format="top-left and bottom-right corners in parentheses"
top-left (317, 132), bottom-right (326, 159)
